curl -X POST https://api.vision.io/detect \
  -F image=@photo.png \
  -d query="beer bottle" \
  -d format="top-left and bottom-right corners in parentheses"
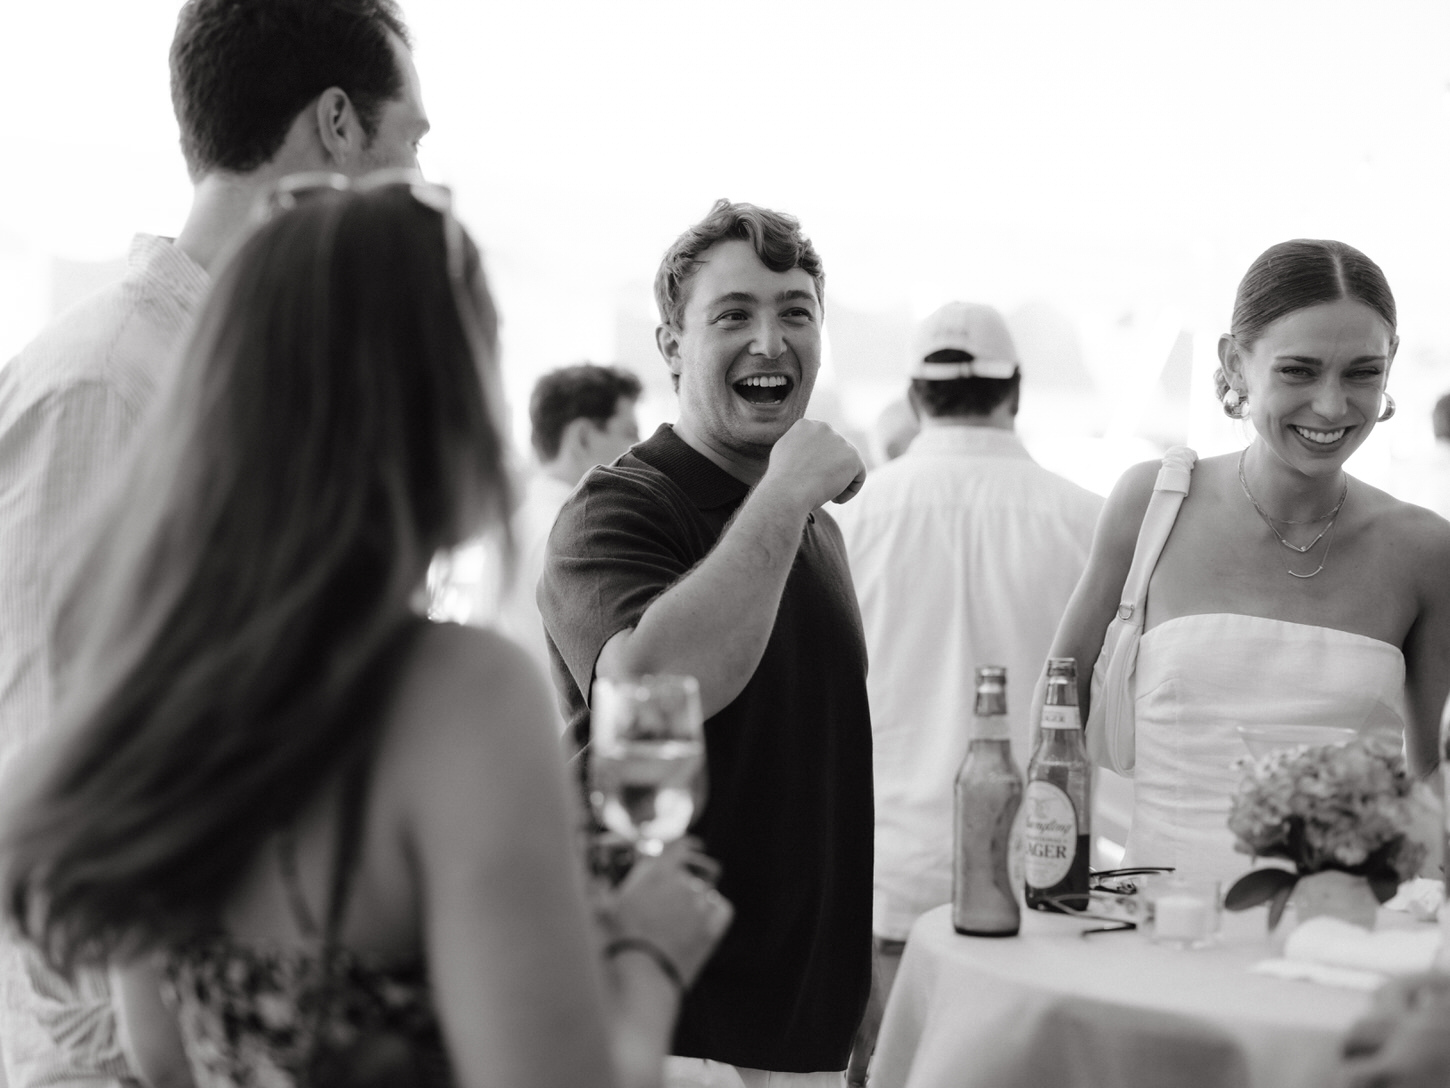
top-left (953, 665), bottom-right (1024, 936)
top-left (1024, 658), bottom-right (1091, 912)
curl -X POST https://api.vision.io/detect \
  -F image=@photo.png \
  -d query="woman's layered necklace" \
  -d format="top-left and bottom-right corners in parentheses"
top-left (1237, 449), bottom-right (1348, 579)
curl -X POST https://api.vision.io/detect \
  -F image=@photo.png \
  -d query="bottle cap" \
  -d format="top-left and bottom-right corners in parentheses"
top-left (972, 664), bottom-right (1009, 738)
top-left (1043, 657), bottom-right (1079, 708)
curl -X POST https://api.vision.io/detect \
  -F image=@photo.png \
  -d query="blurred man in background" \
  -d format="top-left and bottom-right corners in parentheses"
top-left (1420, 393), bottom-right (1450, 520)
top-left (460, 363), bottom-right (642, 682)
top-left (834, 301), bottom-right (1102, 1083)
top-left (0, 2), bottom-right (426, 1083)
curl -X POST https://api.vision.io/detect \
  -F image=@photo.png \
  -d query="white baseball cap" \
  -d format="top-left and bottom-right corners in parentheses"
top-left (910, 301), bottom-right (1019, 380)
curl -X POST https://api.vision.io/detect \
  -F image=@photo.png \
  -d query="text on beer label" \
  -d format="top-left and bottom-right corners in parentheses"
top-left (1040, 706), bottom-right (1082, 730)
top-left (1022, 780), bottom-right (1078, 888)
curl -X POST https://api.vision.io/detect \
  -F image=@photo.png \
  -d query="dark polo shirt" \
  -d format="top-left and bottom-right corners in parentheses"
top-left (539, 423), bottom-right (873, 1073)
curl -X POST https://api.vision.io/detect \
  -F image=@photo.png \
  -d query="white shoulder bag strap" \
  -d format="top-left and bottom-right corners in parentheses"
top-left (1085, 445), bottom-right (1196, 775)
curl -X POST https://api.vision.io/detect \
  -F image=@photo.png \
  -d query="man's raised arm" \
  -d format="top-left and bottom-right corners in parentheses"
top-left (595, 419), bottom-right (863, 718)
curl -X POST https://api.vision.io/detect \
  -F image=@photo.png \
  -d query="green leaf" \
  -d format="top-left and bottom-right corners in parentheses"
top-left (1267, 885), bottom-right (1294, 931)
top-left (1224, 867), bottom-right (1299, 912)
top-left (1368, 873), bottom-right (1401, 904)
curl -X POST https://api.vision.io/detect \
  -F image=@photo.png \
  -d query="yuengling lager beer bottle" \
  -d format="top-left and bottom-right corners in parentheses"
top-left (1024, 658), bottom-right (1091, 912)
top-left (952, 665), bottom-right (1024, 936)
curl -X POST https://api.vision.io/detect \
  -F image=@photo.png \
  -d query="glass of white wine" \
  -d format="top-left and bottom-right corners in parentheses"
top-left (590, 674), bottom-right (706, 857)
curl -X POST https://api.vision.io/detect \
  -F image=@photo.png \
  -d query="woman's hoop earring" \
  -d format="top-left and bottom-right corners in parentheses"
top-left (1377, 393), bottom-right (1396, 423)
top-left (1222, 388), bottom-right (1248, 420)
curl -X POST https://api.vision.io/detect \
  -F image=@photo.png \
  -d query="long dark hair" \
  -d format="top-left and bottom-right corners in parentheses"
top-left (1, 184), bottom-right (511, 973)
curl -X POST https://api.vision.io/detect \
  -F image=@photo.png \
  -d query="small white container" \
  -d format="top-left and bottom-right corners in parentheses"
top-left (1147, 877), bottom-right (1221, 949)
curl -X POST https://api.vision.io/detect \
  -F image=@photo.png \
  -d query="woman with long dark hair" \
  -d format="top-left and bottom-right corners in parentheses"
top-left (0, 176), bottom-right (729, 1087)
top-left (1049, 238), bottom-right (1450, 886)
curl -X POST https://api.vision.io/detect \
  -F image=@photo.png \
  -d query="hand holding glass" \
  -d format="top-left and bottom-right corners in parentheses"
top-left (590, 675), bottom-right (705, 856)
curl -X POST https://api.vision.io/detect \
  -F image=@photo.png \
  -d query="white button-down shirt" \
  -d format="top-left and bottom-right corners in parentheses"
top-left (0, 233), bottom-right (207, 1087)
top-left (834, 423), bottom-right (1103, 940)
top-left (492, 471), bottom-right (575, 679)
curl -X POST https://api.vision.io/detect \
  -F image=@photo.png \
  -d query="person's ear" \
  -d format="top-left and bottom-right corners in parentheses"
top-left (314, 87), bottom-right (364, 168)
top-left (1386, 333), bottom-right (1399, 374)
top-left (1217, 333), bottom-right (1245, 390)
top-left (574, 417), bottom-right (606, 460)
top-left (558, 417), bottom-right (593, 462)
top-left (656, 324), bottom-right (684, 382)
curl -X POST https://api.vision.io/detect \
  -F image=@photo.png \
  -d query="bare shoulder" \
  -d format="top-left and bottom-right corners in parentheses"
top-left (1111, 457), bottom-right (1165, 502)
top-left (1094, 458), bottom-right (1164, 550)
top-left (405, 620), bottom-right (544, 692)
top-left (380, 623), bottom-right (560, 793)
top-left (1358, 481), bottom-right (1450, 584)
top-left (1356, 477), bottom-right (1450, 538)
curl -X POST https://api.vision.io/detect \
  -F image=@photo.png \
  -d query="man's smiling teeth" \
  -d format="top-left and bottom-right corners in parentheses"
top-left (1292, 425), bottom-right (1346, 444)
top-left (734, 374), bottom-right (792, 404)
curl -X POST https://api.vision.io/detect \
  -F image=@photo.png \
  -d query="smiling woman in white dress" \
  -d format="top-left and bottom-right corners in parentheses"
top-left (1049, 239), bottom-right (1450, 887)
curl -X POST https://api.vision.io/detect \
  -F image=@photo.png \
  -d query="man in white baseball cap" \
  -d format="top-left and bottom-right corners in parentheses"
top-left (834, 300), bottom-right (1103, 1085)
top-left (909, 300), bottom-right (1022, 381)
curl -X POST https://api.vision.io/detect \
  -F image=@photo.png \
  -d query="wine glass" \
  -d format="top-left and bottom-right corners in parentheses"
top-left (589, 674), bottom-right (706, 857)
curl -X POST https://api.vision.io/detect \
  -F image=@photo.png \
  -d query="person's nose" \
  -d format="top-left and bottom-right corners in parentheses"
top-left (1311, 378), bottom-right (1349, 421)
top-left (749, 317), bottom-right (786, 361)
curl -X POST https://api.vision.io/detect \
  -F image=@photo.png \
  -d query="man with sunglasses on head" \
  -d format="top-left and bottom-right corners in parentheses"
top-left (541, 199), bottom-right (873, 1087)
top-left (0, 2), bottom-right (428, 1084)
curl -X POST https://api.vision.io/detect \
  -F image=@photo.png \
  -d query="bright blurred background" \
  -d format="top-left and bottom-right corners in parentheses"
top-left (3, 0), bottom-right (1449, 501)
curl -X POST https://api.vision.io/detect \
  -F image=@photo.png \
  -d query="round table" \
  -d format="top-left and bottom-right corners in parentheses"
top-left (869, 902), bottom-right (1412, 1088)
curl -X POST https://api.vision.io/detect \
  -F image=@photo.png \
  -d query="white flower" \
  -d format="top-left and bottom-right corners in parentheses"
top-left (1226, 735), bottom-right (1425, 880)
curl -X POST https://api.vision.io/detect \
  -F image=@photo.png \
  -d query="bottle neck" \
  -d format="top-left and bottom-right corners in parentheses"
top-left (969, 735), bottom-right (1014, 755)
top-left (962, 735), bottom-right (1016, 774)
top-left (971, 713), bottom-right (1012, 742)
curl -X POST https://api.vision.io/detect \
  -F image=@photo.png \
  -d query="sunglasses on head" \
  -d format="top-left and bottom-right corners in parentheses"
top-left (261, 168), bottom-right (465, 281)
top-left (259, 169), bottom-right (503, 440)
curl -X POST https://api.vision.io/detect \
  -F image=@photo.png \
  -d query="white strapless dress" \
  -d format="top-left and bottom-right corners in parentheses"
top-left (1122, 613), bottom-right (1406, 887)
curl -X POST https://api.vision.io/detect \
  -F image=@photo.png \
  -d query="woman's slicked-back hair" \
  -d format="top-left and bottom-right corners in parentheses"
top-left (1215, 238), bottom-right (1397, 410)
top-left (1231, 239), bottom-right (1396, 347)
top-left (170, 0), bottom-right (410, 179)
top-left (1, 185), bottom-right (510, 972)
top-left (653, 198), bottom-right (825, 330)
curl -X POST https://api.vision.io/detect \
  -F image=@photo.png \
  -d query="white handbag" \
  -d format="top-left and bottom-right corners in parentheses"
top-left (1085, 446), bottom-right (1197, 776)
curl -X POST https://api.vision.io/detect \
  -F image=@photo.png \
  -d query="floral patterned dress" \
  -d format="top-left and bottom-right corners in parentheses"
top-left (162, 936), bottom-right (450, 1087)
top-left (162, 695), bottom-right (453, 1087)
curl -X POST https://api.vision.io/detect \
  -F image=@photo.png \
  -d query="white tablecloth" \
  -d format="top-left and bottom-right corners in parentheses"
top-left (870, 903), bottom-right (1417, 1088)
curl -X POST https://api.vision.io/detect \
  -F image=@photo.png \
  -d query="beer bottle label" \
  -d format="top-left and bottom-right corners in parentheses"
top-left (1023, 781), bottom-right (1078, 888)
top-left (1041, 705), bottom-right (1081, 730)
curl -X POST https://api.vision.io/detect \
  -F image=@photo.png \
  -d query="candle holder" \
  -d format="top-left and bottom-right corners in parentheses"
top-left (1145, 876), bottom-right (1221, 949)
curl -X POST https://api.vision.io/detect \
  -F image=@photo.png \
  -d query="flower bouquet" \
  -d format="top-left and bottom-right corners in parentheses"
top-left (1222, 734), bottom-right (1433, 930)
